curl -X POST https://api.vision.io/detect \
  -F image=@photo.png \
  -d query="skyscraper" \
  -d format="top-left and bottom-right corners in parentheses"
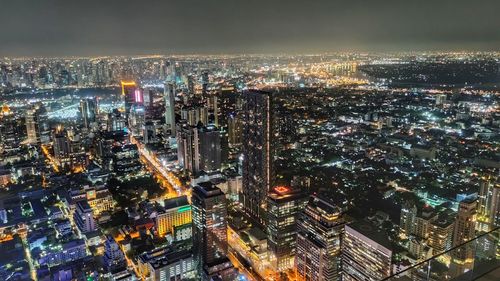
top-left (296, 195), bottom-right (345, 281)
top-left (121, 80), bottom-right (138, 118)
top-left (79, 98), bottom-right (97, 129)
top-left (267, 186), bottom-right (307, 271)
top-left (176, 121), bottom-right (200, 175)
top-left (25, 104), bottom-right (50, 144)
top-left (477, 175), bottom-right (500, 231)
top-left (191, 182), bottom-right (236, 280)
top-left (242, 89), bottom-right (274, 225)
top-left (399, 201), bottom-right (417, 238)
top-left (450, 197), bottom-right (477, 277)
top-left (198, 125), bottom-right (222, 173)
top-left (342, 221), bottom-right (393, 281)
top-left (164, 81), bottom-right (176, 136)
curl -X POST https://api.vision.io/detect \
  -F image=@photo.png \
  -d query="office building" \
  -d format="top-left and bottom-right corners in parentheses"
top-left (164, 81), bottom-right (176, 136)
top-left (450, 197), bottom-right (477, 277)
top-left (477, 175), bottom-right (500, 231)
top-left (242, 90), bottom-right (274, 224)
top-left (267, 186), bottom-right (307, 271)
top-left (296, 195), bottom-right (345, 281)
top-left (192, 182), bottom-right (236, 280)
top-left (342, 221), bottom-right (393, 281)
top-left (198, 125), bottom-right (222, 173)
top-left (79, 98), bottom-right (97, 129)
top-left (121, 80), bottom-right (139, 118)
top-left (176, 121), bottom-right (201, 175)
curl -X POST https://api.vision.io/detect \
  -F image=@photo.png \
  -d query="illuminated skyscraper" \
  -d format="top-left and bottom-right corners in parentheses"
top-left (191, 182), bottom-right (237, 280)
top-left (79, 98), bottom-right (97, 129)
top-left (74, 200), bottom-right (96, 234)
top-left (176, 121), bottom-right (200, 175)
top-left (164, 81), bottom-right (176, 136)
top-left (198, 125), bottom-right (222, 173)
top-left (450, 197), bottom-right (477, 277)
top-left (267, 186), bottom-right (307, 271)
top-left (25, 104), bottom-right (50, 144)
top-left (399, 201), bottom-right (417, 238)
top-left (477, 175), bottom-right (500, 231)
top-left (121, 80), bottom-right (140, 118)
top-left (296, 195), bottom-right (345, 281)
top-left (342, 221), bottom-right (393, 281)
top-left (242, 90), bottom-right (274, 225)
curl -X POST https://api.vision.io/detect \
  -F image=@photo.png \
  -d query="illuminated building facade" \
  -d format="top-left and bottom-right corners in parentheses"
top-left (296, 195), bottom-right (345, 281)
top-left (156, 195), bottom-right (192, 237)
top-left (267, 186), bottom-right (307, 271)
top-left (79, 98), bottom-right (97, 129)
top-left (242, 90), bottom-right (275, 225)
top-left (164, 81), bottom-right (176, 136)
top-left (450, 198), bottom-right (477, 277)
top-left (342, 221), bottom-right (392, 281)
top-left (477, 175), bottom-right (500, 231)
top-left (121, 80), bottom-right (142, 119)
top-left (429, 213), bottom-right (454, 254)
top-left (399, 201), bottom-right (417, 238)
top-left (74, 201), bottom-right (96, 234)
top-left (198, 125), bottom-right (222, 173)
top-left (191, 182), bottom-right (236, 280)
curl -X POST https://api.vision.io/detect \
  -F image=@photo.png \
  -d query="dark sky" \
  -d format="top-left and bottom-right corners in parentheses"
top-left (1, 0), bottom-right (499, 56)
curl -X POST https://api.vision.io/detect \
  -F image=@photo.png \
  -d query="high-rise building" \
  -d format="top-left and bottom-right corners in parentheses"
top-left (429, 213), bottom-right (454, 254)
top-left (143, 121), bottom-right (157, 144)
top-left (79, 98), bottom-right (97, 129)
top-left (52, 126), bottom-right (71, 163)
top-left (242, 90), bottom-right (274, 224)
top-left (103, 236), bottom-right (126, 273)
top-left (342, 221), bottom-right (393, 281)
top-left (128, 104), bottom-right (145, 136)
top-left (164, 81), bottom-right (176, 136)
top-left (25, 104), bottom-right (50, 144)
top-left (201, 71), bottom-right (209, 96)
top-left (267, 186), bottom-right (307, 271)
top-left (414, 205), bottom-right (438, 240)
top-left (176, 121), bottom-right (200, 175)
top-left (107, 109), bottom-right (127, 132)
top-left (111, 143), bottom-right (142, 178)
top-left (399, 201), bottom-right (417, 238)
top-left (450, 197), bottom-right (477, 277)
top-left (74, 201), bottom-right (96, 234)
top-left (156, 195), bottom-right (192, 238)
top-left (296, 195), bottom-right (345, 281)
top-left (191, 182), bottom-right (236, 280)
top-left (477, 175), bottom-right (500, 231)
top-left (181, 105), bottom-right (209, 127)
top-left (198, 125), bottom-right (222, 173)
top-left (121, 80), bottom-right (139, 118)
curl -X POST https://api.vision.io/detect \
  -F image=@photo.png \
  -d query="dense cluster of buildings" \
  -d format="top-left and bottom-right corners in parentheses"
top-left (0, 53), bottom-right (499, 280)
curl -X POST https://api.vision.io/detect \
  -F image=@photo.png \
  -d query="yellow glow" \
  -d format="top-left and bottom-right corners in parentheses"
top-left (121, 80), bottom-right (136, 95)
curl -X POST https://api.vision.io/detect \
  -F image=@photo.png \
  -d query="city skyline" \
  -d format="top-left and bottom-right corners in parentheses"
top-left (0, 1), bottom-right (499, 281)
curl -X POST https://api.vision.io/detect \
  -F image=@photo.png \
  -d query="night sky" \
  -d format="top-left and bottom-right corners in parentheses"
top-left (1, 0), bottom-right (499, 56)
